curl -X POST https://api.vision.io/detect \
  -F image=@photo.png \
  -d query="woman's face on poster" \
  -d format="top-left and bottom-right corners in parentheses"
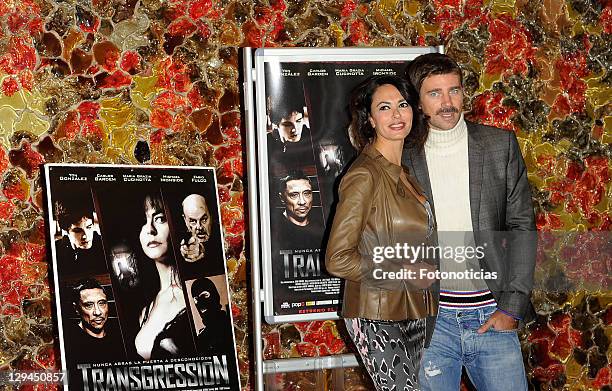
top-left (139, 198), bottom-right (170, 261)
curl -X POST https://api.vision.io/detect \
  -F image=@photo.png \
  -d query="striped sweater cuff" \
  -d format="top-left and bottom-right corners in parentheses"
top-left (439, 289), bottom-right (496, 309)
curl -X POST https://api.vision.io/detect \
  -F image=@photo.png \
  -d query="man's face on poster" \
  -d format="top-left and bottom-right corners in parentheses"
top-left (280, 179), bottom-right (313, 226)
top-left (77, 288), bottom-right (108, 337)
top-left (182, 195), bottom-right (212, 243)
top-left (278, 111), bottom-right (304, 143)
top-left (68, 216), bottom-right (95, 249)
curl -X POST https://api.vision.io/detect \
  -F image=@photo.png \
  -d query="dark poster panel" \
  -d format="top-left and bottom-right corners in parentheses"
top-left (44, 164), bottom-right (240, 391)
top-left (261, 59), bottom-right (411, 321)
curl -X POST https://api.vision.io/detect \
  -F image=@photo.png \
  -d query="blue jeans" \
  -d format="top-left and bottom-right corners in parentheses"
top-left (419, 306), bottom-right (527, 391)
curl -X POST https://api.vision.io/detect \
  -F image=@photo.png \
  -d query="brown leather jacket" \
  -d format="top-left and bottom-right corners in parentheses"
top-left (325, 144), bottom-right (437, 321)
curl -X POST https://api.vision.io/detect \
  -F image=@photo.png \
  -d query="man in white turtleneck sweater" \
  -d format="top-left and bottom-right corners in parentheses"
top-left (403, 54), bottom-right (536, 390)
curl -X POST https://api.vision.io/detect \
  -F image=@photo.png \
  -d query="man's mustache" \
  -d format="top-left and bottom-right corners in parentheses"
top-left (436, 107), bottom-right (459, 114)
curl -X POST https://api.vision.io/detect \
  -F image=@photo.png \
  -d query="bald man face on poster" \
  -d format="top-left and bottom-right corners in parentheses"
top-left (181, 194), bottom-right (212, 262)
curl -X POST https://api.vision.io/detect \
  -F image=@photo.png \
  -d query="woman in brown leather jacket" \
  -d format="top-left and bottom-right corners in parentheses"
top-left (326, 75), bottom-right (436, 390)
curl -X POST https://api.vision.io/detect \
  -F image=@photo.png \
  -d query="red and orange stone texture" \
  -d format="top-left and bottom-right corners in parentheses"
top-left (0, 0), bottom-right (609, 390)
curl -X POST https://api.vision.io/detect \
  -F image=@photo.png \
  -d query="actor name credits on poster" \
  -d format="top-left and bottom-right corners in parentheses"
top-left (43, 164), bottom-right (241, 391)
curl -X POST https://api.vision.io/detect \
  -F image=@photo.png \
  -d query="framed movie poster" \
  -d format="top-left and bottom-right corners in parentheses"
top-left (43, 164), bottom-right (241, 390)
top-left (254, 47), bottom-right (441, 323)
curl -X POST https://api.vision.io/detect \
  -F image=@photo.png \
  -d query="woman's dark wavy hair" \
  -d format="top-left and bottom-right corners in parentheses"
top-left (348, 75), bottom-right (427, 152)
top-left (142, 193), bottom-right (164, 221)
top-left (140, 192), bottom-right (175, 266)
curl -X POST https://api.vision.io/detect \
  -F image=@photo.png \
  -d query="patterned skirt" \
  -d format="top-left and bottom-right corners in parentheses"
top-left (345, 317), bottom-right (426, 391)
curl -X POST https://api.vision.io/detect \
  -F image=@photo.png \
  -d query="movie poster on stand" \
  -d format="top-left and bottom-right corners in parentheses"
top-left (255, 48), bottom-right (439, 323)
top-left (43, 164), bottom-right (241, 391)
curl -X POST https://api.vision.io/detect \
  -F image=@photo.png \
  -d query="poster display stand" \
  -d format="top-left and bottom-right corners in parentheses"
top-left (242, 46), bottom-right (444, 389)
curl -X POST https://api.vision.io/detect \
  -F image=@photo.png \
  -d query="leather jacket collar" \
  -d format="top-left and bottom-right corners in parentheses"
top-left (363, 143), bottom-right (426, 196)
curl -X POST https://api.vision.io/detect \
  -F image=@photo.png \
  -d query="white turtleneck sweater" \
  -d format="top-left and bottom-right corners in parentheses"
top-left (424, 114), bottom-right (471, 233)
top-left (425, 114), bottom-right (495, 309)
